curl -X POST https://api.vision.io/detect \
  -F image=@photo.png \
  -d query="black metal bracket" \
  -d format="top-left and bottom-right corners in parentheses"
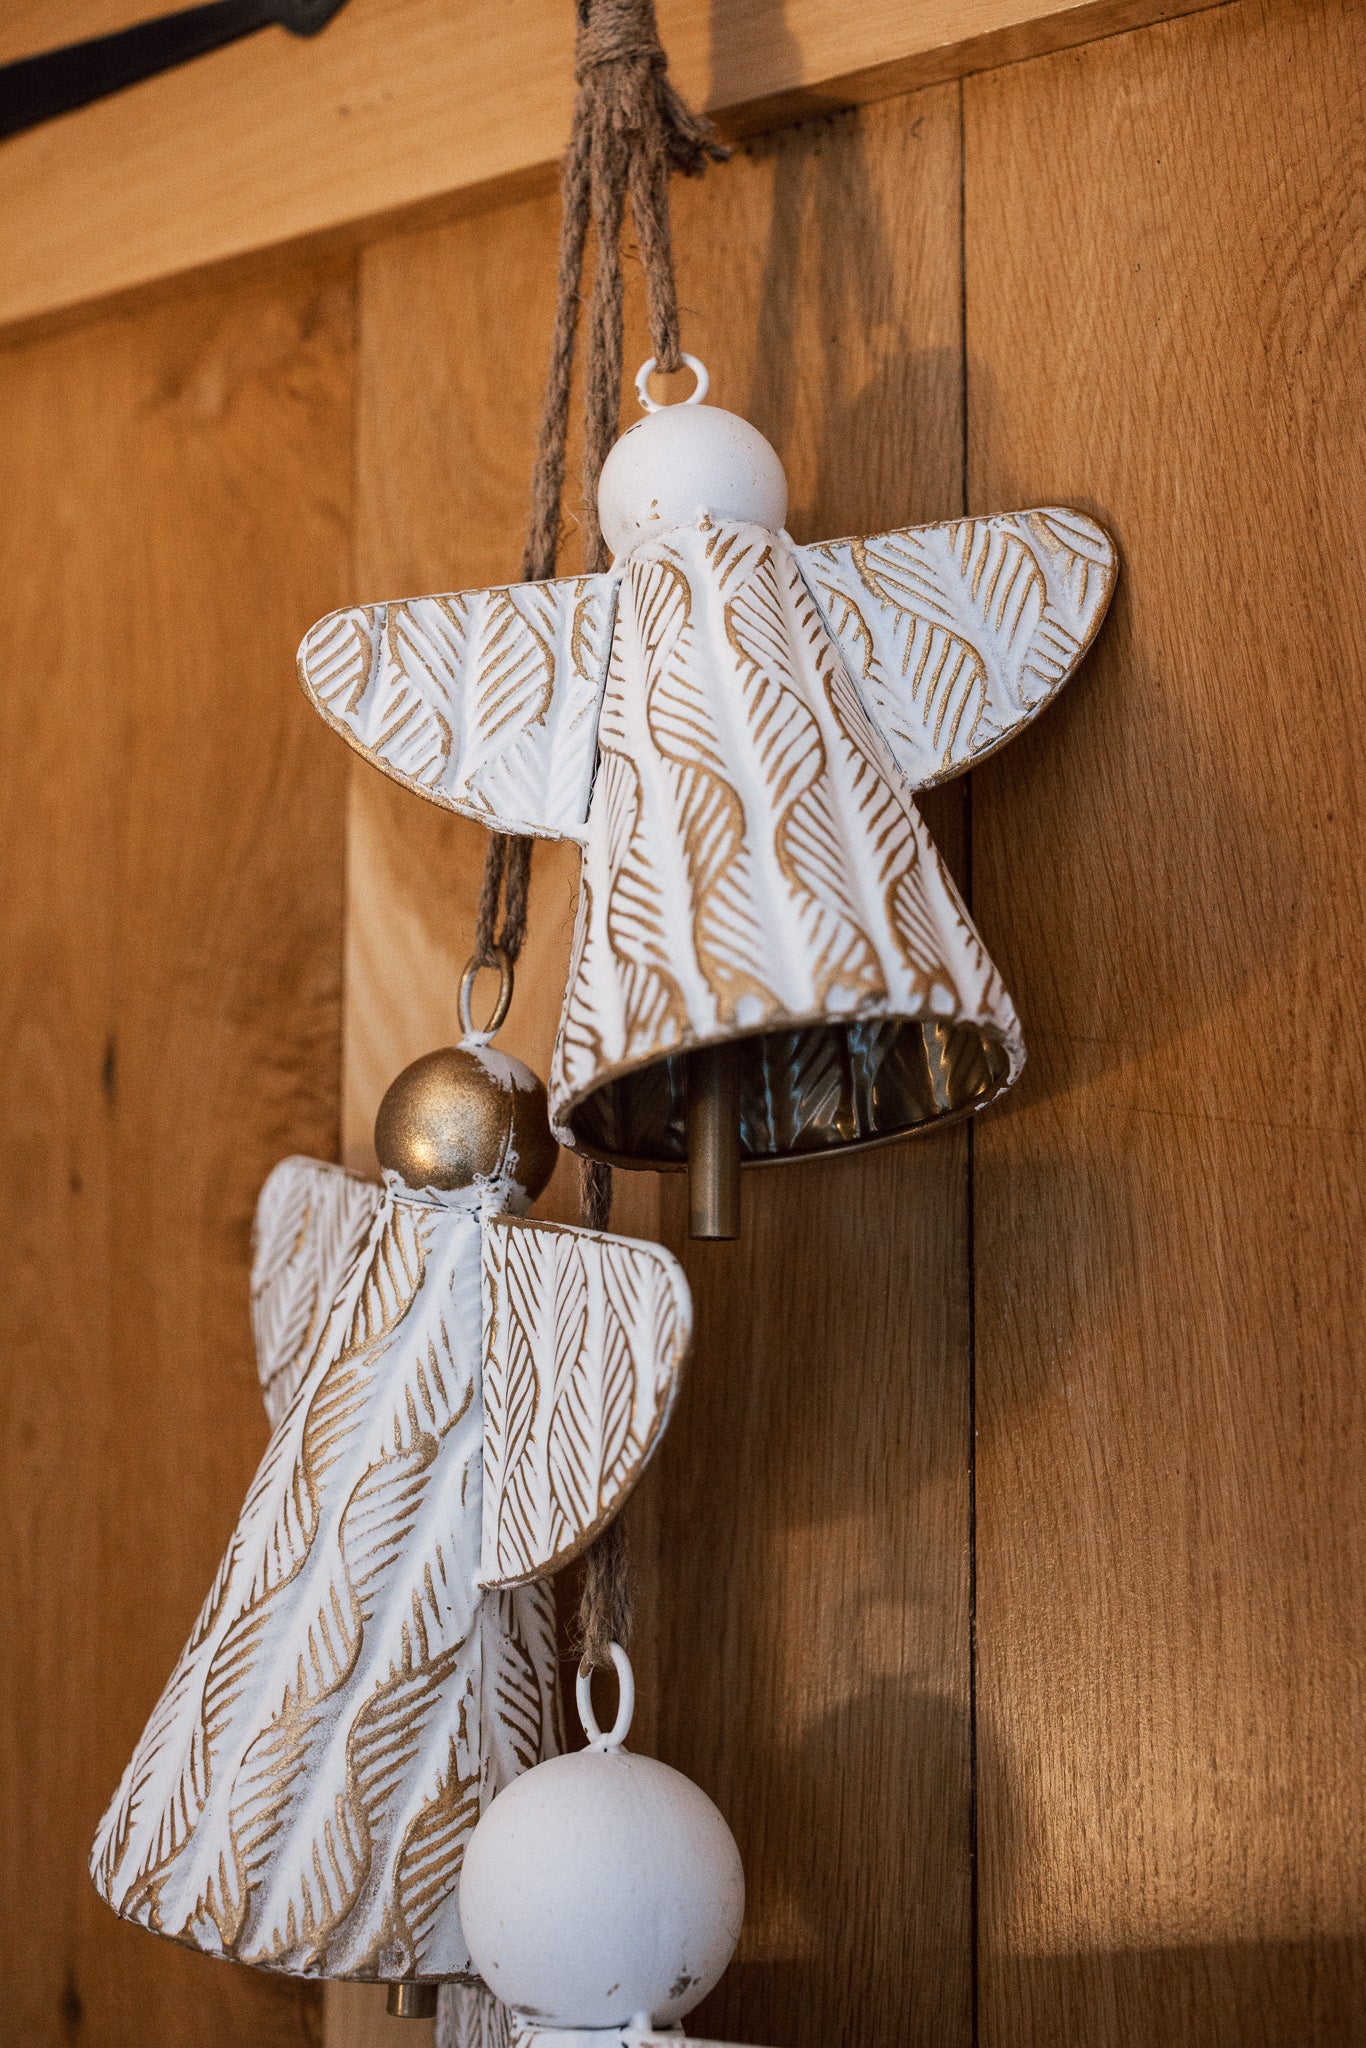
top-left (0, 0), bottom-right (350, 143)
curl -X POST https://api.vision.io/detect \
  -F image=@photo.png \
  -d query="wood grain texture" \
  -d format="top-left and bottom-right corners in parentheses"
top-left (0, 261), bottom-right (354, 2041)
top-left (0, 0), bottom-right (1231, 337)
top-left (652, 93), bottom-right (976, 2048)
top-left (964, 0), bottom-right (1366, 2038)
top-left (326, 1985), bottom-right (438, 2048)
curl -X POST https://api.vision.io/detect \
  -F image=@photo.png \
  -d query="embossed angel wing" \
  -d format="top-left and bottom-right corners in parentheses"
top-left (798, 509), bottom-right (1116, 789)
top-left (297, 571), bottom-right (618, 840)
top-left (478, 1217), bottom-right (692, 1587)
top-left (251, 1156), bottom-right (383, 1429)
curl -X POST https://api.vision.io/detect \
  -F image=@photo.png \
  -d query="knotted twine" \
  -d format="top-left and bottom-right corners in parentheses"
top-left (470, 0), bottom-right (726, 1670)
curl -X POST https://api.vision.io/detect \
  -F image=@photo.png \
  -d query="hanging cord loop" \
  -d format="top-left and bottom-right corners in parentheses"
top-left (461, 825), bottom-right (530, 1046)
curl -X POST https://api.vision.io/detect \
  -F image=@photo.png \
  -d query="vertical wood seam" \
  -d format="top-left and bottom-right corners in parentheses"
top-left (340, 251), bottom-right (365, 1170)
top-left (958, 69), bottom-right (982, 2048)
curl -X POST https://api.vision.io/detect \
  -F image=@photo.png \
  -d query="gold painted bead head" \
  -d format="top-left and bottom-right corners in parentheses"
top-left (374, 1043), bottom-right (559, 1199)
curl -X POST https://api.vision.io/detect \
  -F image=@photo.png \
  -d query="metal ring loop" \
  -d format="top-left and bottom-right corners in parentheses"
top-left (576, 1642), bottom-right (635, 1751)
top-left (459, 947), bottom-right (513, 1042)
top-left (635, 353), bottom-right (710, 414)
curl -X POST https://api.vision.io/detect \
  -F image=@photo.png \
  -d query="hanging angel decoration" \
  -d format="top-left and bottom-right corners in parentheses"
top-left (90, 1028), bottom-right (690, 2004)
top-left (296, 360), bottom-right (1117, 1237)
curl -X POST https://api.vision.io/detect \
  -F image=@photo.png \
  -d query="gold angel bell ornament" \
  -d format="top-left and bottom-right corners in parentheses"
top-left (91, 990), bottom-right (691, 2012)
top-left (298, 355), bottom-right (1118, 1238)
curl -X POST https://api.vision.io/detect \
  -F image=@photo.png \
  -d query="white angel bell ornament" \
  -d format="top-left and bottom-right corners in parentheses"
top-left (460, 1644), bottom-right (768, 2048)
top-left (90, 961), bottom-right (692, 2017)
top-left (297, 357), bottom-right (1117, 1239)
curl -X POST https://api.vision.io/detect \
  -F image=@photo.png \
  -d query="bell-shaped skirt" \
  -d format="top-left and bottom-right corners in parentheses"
top-left (551, 519), bottom-right (1021, 1168)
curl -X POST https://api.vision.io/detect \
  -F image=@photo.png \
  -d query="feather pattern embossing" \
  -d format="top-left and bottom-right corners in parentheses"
top-left (545, 1236), bottom-right (593, 1551)
top-left (252, 1159), bottom-right (383, 1430)
top-left (547, 518), bottom-right (1035, 1150)
top-left (552, 878), bottom-right (611, 1105)
top-left (440, 1982), bottom-right (517, 2048)
top-left (799, 508), bottom-right (1115, 789)
top-left (492, 1231), bottom-right (542, 1579)
top-left (391, 1736), bottom-right (482, 1964)
top-left (723, 543), bottom-right (885, 1009)
top-left (481, 1586), bottom-right (559, 1791)
top-left (479, 1219), bottom-right (691, 1587)
top-left (584, 644), bottom-right (690, 1065)
top-left (107, 1196), bottom-right (436, 1939)
top-left (817, 652), bottom-right (956, 1005)
top-left (297, 573), bottom-right (616, 839)
top-left (635, 545), bottom-right (776, 1023)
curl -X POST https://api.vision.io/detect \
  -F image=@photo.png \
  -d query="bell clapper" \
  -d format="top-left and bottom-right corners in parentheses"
top-left (387, 1982), bottom-right (439, 2019)
top-left (685, 1044), bottom-right (741, 1241)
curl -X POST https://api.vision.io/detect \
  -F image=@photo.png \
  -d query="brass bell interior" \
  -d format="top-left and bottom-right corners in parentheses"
top-left (569, 1017), bottom-right (1012, 1169)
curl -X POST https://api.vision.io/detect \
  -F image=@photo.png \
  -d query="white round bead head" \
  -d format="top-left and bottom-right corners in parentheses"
top-left (459, 1749), bottom-right (744, 2027)
top-left (598, 360), bottom-right (788, 560)
top-left (458, 1645), bottom-right (745, 2029)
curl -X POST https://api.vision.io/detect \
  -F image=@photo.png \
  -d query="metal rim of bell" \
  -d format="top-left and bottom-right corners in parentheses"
top-left (561, 1013), bottom-right (1017, 1173)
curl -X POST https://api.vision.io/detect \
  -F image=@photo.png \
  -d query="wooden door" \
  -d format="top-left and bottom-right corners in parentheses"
top-left (0, 1), bottom-right (1360, 2044)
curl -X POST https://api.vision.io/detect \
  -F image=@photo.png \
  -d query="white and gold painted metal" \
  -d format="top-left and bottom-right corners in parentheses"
top-left (90, 1026), bottom-right (691, 2005)
top-left (297, 361), bottom-right (1117, 1238)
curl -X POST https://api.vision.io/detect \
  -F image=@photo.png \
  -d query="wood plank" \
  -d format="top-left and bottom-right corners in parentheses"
top-left (651, 91), bottom-right (975, 2048)
top-left (964, 0), bottom-right (1366, 2038)
top-left (0, 259), bottom-right (354, 2042)
top-left (327, 1982), bottom-right (436, 2047)
top-left (0, 0), bottom-right (1228, 338)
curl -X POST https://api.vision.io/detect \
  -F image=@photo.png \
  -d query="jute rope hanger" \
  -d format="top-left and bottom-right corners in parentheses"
top-left (467, 0), bottom-right (726, 1669)
top-left (469, 0), bottom-right (725, 976)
